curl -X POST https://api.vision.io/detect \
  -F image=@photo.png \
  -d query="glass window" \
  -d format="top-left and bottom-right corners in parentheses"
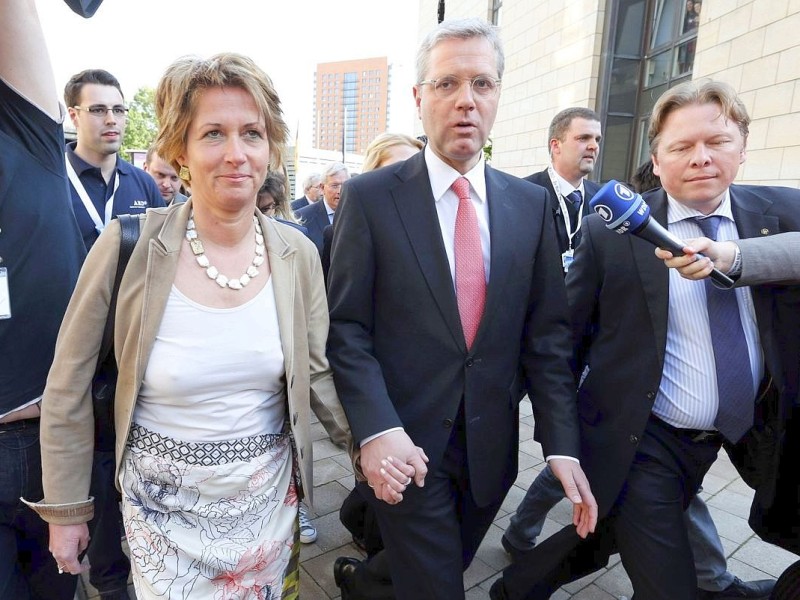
top-left (608, 58), bottom-right (640, 113)
top-left (673, 38), bottom-right (696, 77)
top-left (491, 0), bottom-right (503, 26)
top-left (681, 0), bottom-right (701, 34)
top-left (599, 117), bottom-right (633, 183)
top-left (650, 0), bottom-right (680, 49)
top-left (645, 50), bottom-right (672, 87)
top-left (615, 0), bottom-right (647, 55)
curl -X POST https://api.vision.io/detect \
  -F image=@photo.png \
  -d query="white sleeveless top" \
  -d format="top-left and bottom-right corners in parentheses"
top-left (134, 279), bottom-right (286, 441)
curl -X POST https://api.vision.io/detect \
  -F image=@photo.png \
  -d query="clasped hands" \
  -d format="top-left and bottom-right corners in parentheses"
top-left (360, 430), bottom-right (429, 504)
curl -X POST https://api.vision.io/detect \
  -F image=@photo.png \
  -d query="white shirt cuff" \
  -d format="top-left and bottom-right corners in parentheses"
top-left (360, 427), bottom-right (405, 447)
top-left (546, 455), bottom-right (580, 464)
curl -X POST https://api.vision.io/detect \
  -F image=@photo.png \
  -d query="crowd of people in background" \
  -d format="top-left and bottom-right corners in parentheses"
top-left (2, 1), bottom-right (800, 600)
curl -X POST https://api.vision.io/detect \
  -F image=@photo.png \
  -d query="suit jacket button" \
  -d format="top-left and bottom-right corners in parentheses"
top-left (443, 419), bottom-right (453, 428)
top-left (646, 392), bottom-right (655, 399)
top-left (466, 358), bottom-right (475, 367)
top-left (629, 435), bottom-right (639, 444)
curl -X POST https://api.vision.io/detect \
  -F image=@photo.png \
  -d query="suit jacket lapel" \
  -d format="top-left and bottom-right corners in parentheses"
top-left (393, 154), bottom-right (465, 349)
top-left (259, 215), bottom-right (297, 383)
top-left (634, 189), bottom-right (670, 366)
top-left (478, 166), bottom-right (512, 347)
top-left (136, 202), bottom-right (189, 388)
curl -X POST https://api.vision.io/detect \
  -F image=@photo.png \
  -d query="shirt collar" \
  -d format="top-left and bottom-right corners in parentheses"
top-left (667, 189), bottom-right (733, 225)
top-left (549, 164), bottom-right (584, 197)
top-left (322, 198), bottom-right (336, 216)
top-left (424, 145), bottom-right (487, 203)
top-left (65, 141), bottom-right (130, 176)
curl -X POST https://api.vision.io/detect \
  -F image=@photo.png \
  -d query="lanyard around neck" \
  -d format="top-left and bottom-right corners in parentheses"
top-left (65, 154), bottom-right (119, 234)
top-left (547, 166), bottom-right (584, 250)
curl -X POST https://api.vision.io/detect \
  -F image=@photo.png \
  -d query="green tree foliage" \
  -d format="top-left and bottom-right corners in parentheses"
top-left (122, 86), bottom-right (157, 154)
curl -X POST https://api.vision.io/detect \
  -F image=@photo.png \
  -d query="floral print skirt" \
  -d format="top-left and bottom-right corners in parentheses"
top-left (120, 423), bottom-right (301, 600)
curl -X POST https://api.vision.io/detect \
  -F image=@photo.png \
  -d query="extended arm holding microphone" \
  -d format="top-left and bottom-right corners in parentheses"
top-left (589, 181), bottom-right (734, 289)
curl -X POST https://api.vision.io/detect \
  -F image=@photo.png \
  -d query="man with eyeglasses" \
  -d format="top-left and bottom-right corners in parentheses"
top-left (327, 18), bottom-right (595, 600)
top-left (65, 69), bottom-right (163, 251)
top-left (295, 161), bottom-right (348, 253)
top-left (63, 68), bottom-right (163, 600)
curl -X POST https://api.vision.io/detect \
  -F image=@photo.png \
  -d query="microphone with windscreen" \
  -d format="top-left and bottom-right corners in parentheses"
top-left (589, 180), bottom-right (734, 289)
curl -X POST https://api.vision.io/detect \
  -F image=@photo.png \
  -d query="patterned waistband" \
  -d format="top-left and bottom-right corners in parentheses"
top-left (127, 423), bottom-right (289, 466)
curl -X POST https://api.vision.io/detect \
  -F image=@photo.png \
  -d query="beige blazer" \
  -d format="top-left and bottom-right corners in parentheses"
top-left (35, 201), bottom-right (351, 525)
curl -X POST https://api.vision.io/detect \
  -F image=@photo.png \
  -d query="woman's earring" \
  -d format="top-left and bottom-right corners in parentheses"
top-left (179, 165), bottom-right (191, 182)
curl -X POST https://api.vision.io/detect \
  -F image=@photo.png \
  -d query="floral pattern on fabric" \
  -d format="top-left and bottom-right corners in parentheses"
top-left (121, 425), bottom-right (298, 600)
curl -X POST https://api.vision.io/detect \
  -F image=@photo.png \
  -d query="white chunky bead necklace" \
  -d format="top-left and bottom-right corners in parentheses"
top-left (185, 211), bottom-right (265, 290)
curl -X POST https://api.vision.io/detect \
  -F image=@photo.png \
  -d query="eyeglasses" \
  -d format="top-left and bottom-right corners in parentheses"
top-left (417, 75), bottom-right (501, 100)
top-left (326, 183), bottom-right (343, 190)
top-left (73, 105), bottom-right (129, 118)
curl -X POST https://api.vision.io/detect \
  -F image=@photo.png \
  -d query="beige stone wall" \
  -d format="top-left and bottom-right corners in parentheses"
top-left (694, 0), bottom-right (800, 187)
top-left (491, 2), bottom-right (605, 176)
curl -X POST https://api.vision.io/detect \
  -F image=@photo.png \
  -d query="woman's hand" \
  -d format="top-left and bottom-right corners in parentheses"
top-left (49, 523), bottom-right (90, 575)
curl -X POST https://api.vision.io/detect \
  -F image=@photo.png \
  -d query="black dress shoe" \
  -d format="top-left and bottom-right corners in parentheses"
top-left (333, 556), bottom-right (361, 589)
top-left (697, 576), bottom-right (776, 600)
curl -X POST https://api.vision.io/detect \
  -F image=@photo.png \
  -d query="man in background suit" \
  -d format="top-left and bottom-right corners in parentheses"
top-left (327, 18), bottom-right (596, 600)
top-left (492, 80), bottom-right (798, 600)
top-left (501, 108), bottom-right (602, 561)
top-left (524, 107), bottom-right (602, 265)
top-left (144, 145), bottom-right (187, 205)
top-left (290, 172), bottom-right (322, 211)
top-left (295, 162), bottom-right (347, 253)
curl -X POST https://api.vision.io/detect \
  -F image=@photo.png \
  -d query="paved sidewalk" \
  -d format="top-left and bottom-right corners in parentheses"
top-left (76, 399), bottom-right (796, 599)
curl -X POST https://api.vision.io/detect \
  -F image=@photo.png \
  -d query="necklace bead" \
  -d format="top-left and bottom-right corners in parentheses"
top-left (186, 211), bottom-right (265, 291)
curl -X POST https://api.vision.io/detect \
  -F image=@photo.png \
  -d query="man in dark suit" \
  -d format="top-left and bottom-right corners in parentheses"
top-left (327, 18), bottom-right (597, 600)
top-left (500, 107), bottom-right (602, 558)
top-left (524, 107), bottom-right (601, 265)
top-left (295, 162), bottom-right (347, 253)
top-left (492, 80), bottom-right (800, 600)
top-left (290, 172), bottom-right (322, 211)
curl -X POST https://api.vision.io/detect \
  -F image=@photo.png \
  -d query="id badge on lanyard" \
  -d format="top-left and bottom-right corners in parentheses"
top-left (561, 248), bottom-right (575, 273)
top-left (0, 268), bottom-right (10, 319)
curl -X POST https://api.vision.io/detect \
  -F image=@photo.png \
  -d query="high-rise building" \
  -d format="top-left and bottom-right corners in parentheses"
top-left (313, 57), bottom-right (390, 155)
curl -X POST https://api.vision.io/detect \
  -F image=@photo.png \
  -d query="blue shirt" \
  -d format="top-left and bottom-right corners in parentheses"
top-left (65, 142), bottom-right (165, 250)
top-left (0, 78), bottom-right (86, 414)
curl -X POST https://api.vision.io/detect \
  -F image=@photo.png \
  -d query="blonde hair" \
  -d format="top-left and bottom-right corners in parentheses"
top-left (362, 133), bottom-right (424, 173)
top-left (649, 80), bottom-right (750, 155)
top-left (154, 53), bottom-right (288, 184)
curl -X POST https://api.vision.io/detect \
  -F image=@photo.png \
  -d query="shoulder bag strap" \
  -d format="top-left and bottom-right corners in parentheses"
top-left (94, 214), bottom-right (141, 376)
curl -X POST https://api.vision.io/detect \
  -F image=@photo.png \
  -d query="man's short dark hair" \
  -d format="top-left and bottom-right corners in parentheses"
top-left (64, 69), bottom-right (124, 108)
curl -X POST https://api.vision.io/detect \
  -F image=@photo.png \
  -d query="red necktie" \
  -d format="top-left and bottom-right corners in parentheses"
top-left (451, 177), bottom-right (486, 349)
